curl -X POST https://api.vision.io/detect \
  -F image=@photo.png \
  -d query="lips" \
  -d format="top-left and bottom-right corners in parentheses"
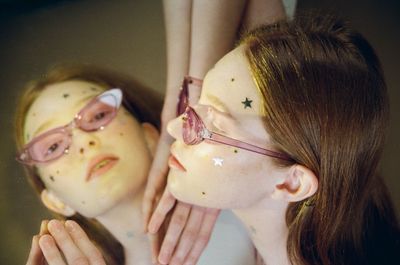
top-left (168, 154), bottom-right (186, 172)
top-left (86, 154), bottom-right (119, 181)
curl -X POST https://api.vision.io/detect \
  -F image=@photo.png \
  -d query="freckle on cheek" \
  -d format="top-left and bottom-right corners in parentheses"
top-left (89, 141), bottom-right (95, 146)
top-left (119, 132), bottom-right (124, 136)
top-left (81, 201), bottom-right (85, 204)
top-left (202, 192), bottom-right (206, 195)
top-left (49, 176), bottom-right (55, 182)
top-left (80, 148), bottom-right (84, 154)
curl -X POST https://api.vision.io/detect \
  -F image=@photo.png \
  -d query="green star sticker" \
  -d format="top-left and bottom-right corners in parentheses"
top-left (241, 97), bottom-right (253, 109)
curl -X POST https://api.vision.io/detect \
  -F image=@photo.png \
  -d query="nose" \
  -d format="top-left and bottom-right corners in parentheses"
top-left (166, 116), bottom-right (183, 141)
top-left (72, 129), bottom-right (101, 152)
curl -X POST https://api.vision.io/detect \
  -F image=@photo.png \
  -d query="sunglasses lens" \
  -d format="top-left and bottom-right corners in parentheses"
top-left (79, 94), bottom-right (118, 131)
top-left (177, 82), bottom-right (189, 116)
top-left (182, 108), bottom-right (204, 145)
top-left (27, 132), bottom-right (70, 163)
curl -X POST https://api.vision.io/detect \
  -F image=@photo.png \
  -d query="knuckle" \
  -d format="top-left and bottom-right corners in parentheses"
top-left (91, 253), bottom-right (106, 265)
top-left (71, 256), bottom-right (90, 265)
top-left (183, 230), bottom-right (197, 241)
top-left (173, 213), bottom-right (187, 227)
top-left (197, 234), bottom-right (211, 246)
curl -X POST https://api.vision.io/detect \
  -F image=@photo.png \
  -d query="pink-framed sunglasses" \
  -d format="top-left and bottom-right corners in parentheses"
top-left (177, 79), bottom-right (292, 161)
top-left (176, 76), bottom-right (203, 116)
top-left (16, 88), bottom-right (123, 165)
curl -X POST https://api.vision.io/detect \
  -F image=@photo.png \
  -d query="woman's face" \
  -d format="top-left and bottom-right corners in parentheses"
top-left (24, 81), bottom-right (154, 217)
top-left (167, 46), bottom-right (285, 209)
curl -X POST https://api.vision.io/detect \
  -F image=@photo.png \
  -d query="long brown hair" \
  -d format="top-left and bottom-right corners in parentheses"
top-left (14, 64), bottom-right (162, 265)
top-left (241, 15), bottom-right (399, 264)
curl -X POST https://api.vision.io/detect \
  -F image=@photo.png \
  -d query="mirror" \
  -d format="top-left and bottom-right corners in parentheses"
top-left (0, 1), bottom-right (399, 264)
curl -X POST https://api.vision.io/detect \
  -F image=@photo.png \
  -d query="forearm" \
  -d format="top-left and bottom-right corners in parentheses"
top-left (189, 0), bottom-right (247, 79)
top-left (162, 0), bottom-right (192, 124)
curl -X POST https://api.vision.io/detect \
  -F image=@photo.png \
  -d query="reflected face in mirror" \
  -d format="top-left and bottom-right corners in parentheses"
top-left (166, 46), bottom-right (285, 209)
top-left (24, 81), bottom-right (154, 217)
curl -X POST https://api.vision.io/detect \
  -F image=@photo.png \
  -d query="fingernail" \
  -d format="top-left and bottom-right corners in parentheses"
top-left (159, 251), bottom-right (170, 264)
top-left (65, 220), bottom-right (76, 233)
top-left (39, 235), bottom-right (52, 248)
top-left (48, 220), bottom-right (62, 232)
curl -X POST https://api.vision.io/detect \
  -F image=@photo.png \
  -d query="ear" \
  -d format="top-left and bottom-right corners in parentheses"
top-left (40, 189), bottom-right (75, 217)
top-left (141, 122), bottom-right (159, 156)
top-left (271, 165), bottom-right (318, 202)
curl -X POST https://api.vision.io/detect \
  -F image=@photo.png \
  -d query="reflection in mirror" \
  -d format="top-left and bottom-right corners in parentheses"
top-left (14, 64), bottom-right (163, 264)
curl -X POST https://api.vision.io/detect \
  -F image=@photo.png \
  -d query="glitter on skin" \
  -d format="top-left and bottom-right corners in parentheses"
top-left (241, 97), bottom-right (253, 109)
top-left (212, 157), bottom-right (224, 166)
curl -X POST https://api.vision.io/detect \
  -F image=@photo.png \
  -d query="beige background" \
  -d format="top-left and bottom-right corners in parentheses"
top-left (0, 0), bottom-right (398, 264)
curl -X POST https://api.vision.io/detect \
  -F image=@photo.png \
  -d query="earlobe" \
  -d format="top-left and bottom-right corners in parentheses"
top-left (40, 189), bottom-right (75, 217)
top-left (142, 122), bottom-right (160, 156)
top-left (272, 165), bottom-right (318, 202)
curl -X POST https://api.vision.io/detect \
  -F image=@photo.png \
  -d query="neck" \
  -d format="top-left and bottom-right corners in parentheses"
top-left (96, 186), bottom-right (151, 265)
top-left (233, 199), bottom-right (290, 265)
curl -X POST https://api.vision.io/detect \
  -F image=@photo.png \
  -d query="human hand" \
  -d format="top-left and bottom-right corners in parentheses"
top-left (148, 188), bottom-right (221, 265)
top-left (26, 219), bottom-right (106, 265)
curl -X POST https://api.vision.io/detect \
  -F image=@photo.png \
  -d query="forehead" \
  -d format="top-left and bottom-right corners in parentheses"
top-left (200, 45), bottom-right (262, 117)
top-left (24, 80), bottom-right (104, 141)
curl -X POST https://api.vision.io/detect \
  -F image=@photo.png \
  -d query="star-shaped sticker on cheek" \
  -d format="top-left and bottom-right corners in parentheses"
top-left (241, 97), bottom-right (253, 109)
top-left (212, 157), bottom-right (224, 166)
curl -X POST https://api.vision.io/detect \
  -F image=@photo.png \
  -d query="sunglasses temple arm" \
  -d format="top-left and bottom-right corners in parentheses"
top-left (205, 132), bottom-right (292, 161)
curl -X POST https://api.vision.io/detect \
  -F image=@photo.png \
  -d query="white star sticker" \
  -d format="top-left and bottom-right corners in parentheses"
top-left (212, 157), bottom-right (224, 166)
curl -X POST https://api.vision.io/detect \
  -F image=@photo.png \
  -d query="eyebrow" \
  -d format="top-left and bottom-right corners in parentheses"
top-left (31, 94), bottom-right (95, 138)
top-left (205, 93), bottom-right (232, 116)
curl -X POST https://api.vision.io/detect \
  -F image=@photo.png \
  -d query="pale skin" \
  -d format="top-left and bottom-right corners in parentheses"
top-left (166, 46), bottom-right (318, 265)
top-left (24, 81), bottom-right (159, 265)
top-left (144, 1), bottom-right (287, 264)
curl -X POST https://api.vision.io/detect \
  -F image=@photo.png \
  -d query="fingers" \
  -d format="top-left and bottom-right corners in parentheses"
top-left (148, 233), bottom-right (161, 264)
top-left (168, 206), bottom-right (205, 265)
top-left (38, 219), bottom-right (106, 265)
top-left (142, 134), bottom-right (172, 232)
top-left (148, 188), bottom-right (177, 234)
top-left (183, 209), bottom-right (220, 265)
top-left (38, 234), bottom-right (66, 265)
top-left (26, 235), bottom-right (45, 265)
top-left (46, 220), bottom-right (90, 265)
top-left (158, 201), bottom-right (191, 264)
top-left (64, 220), bottom-right (106, 265)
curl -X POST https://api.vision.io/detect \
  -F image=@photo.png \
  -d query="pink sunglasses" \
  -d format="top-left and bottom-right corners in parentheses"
top-left (177, 77), bottom-right (292, 161)
top-left (17, 88), bottom-right (122, 165)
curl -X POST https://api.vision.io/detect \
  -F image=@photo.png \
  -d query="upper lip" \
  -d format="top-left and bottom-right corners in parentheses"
top-left (86, 154), bottom-right (119, 181)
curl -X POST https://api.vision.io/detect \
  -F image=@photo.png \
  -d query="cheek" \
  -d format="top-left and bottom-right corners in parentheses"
top-left (175, 145), bottom-right (270, 208)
